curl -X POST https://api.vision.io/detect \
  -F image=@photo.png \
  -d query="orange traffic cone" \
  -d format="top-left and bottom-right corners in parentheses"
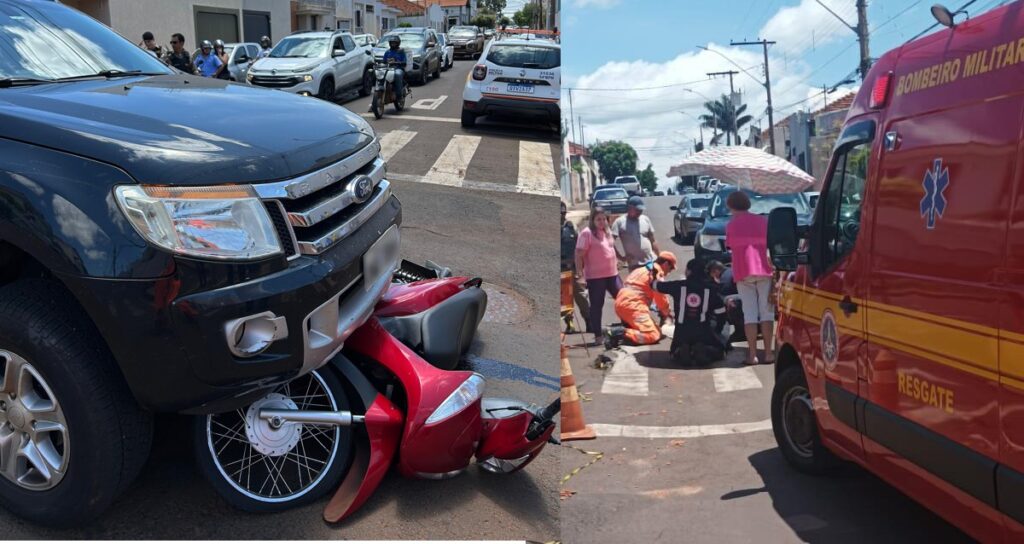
top-left (560, 342), bottom-right (596, 441)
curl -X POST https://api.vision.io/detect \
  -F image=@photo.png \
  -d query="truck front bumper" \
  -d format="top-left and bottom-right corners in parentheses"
top-left (61, 195), bottom-right (402, 414)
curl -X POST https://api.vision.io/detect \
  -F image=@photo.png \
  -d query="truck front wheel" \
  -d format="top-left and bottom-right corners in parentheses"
top-left (0, 280), bottom-right (152, 527)
top-left (771, 363), bottom-right (839, 475)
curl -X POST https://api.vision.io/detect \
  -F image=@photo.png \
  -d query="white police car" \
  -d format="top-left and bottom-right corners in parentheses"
top-left (461, 38), bottom-right (560, 129)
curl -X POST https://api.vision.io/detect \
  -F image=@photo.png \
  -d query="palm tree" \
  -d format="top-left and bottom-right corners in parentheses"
top-left (698, 94), bottom-right (753, 146)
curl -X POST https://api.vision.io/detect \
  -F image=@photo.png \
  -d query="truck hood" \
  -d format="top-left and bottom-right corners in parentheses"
top-left (250, 57), bottom-right (324, 72)
top-left (0, 74), bottom-right (375, 186)
top-left (701, 212), bottom-right (811, 236)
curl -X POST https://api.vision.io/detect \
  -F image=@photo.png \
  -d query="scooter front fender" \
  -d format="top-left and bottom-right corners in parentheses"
top-left (476, 399), bottom-right (555, 474)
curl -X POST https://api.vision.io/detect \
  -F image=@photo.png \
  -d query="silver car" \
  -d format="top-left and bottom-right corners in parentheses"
top-left (438, 33), bottom-right (454, 70)
top-left (191, 42), bottom-right (260, 81)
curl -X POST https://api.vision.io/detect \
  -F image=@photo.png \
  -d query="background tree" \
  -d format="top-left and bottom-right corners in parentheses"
top-left (636, 163), bottom-right (658, 193)
top-left (397, 22), bottom-right (413, 28)
top-left (499, 15), bottom-right (511, 26)
top-left (471, 13), bottom-right (496, 28)
top-left (698, 95), bottom-right (753, 146)
top-left (513, 3), bottom-right (542, 28)
top-left (478, 0), bottom-right (506, 12)
top-left (589, 141), bottom-right (638, 182)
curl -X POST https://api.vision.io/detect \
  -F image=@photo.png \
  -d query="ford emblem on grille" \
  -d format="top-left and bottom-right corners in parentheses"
top-left (519, 69), bottom-right (526, 77)
top-left (271, 69), bottom-right (277, 75)
top-left (349, 175), bottom-right (374, 204)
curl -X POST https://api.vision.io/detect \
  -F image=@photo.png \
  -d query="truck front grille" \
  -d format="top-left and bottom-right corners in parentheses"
top-left (251, 75), bottom-right (303, 88)
top-left (254, 140), bottom-right (389, 256)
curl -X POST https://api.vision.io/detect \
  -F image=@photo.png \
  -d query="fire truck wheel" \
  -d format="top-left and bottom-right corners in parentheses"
top-left (194, 367), bottom-right (354, 512)
top-left (0, 279), bottom-right (153, 527)
top-left (771, 364), bottom-right (839, 475)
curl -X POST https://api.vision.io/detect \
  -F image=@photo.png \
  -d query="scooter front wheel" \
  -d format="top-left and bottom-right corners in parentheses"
top-left (193, 368), bottom-right (354, 512)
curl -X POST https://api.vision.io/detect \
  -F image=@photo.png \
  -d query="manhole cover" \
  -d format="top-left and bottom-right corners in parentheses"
top-left (481, 283), bottom-right (532, 324)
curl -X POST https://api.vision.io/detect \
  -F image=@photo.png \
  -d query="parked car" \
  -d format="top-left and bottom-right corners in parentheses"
top-left (373, 28), bottom-right (442, 84)
top-left (652, 190), bottom-right (664, 196)
top-left (681, 186), bottom-right (697, 194)
top-left (353, 33), bottom-right (377, 47)
top-left (247, 30), bottom-right (374, 100)
top-left (765, 4), bottom-right (1024, 541)
top-left (449, 25), bottom-right (484, 58)
top-left (193, 42), bottom-right (260, 81)
top-left (694, 186), bottom-right (810, 262)
top-left (0, 0), bottom-right (399, 525)
top-left (671, 194), bottom-right (712, 243)
top-left (613, 175), bottom-right (641, 196)
top-left (706, 178), bottom-right (722, 193)
top-left (805, 190), bottom-right (820, 210)
top-left (590, 186), bottom-right (630, 214)
top-left (437, 32), bottom-right (455, 70)
top-left (461, 38), bottom-right (560, 129)
top-left (484, 28), bottom-right (495, 39)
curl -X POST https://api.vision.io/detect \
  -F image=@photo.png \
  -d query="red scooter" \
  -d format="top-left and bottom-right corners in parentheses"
top-left (193, 261), bottom-right (559, 522)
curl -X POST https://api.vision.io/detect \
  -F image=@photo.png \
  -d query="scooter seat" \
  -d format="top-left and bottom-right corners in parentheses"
top-left (378, 286), bottom-right (488, 370)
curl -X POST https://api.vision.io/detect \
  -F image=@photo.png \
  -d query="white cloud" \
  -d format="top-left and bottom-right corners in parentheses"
top-left (564, 44), bottom-right (830, 189)
top-left (571, 0), bottom-right (621, 9)
top-left (759, 0), bottom-right (856, 56)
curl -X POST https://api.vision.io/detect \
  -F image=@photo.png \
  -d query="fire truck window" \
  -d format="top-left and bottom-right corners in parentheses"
top-left (821, 142), bottom-right (870, 267)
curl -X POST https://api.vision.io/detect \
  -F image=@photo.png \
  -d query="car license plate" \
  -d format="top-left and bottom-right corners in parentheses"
top-left (507, 83), bottom-right (534, 94)
top-left (363, 225), bottom-right (400, 290)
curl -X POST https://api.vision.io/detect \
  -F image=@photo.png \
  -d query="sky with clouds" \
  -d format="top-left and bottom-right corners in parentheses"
top-left (561, 0), bottom-right (1010, 189)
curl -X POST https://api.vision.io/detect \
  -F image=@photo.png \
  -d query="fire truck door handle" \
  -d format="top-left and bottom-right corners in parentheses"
top-left (839, 297), bottom-right (858, 317)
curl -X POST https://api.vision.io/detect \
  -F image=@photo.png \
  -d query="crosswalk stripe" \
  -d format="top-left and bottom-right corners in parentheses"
top-left (426, 134), bottom-right (481, 185)
top-left (601, 347), bottom-right (649, 396)
top-left (360, 113), bottom-right (460, 123)
top-left (712, 367), bottom-right (763, 393)
top-left (378, 130), bottom-right (417, 161)
top-left (517, 141), bottom-right (557, 193)
top-left (591, 420), bottom-right (772, 439)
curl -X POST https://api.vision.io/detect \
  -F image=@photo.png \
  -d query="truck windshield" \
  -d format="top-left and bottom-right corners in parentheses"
top-left (710, 189), bottom-right (809, 218)
top-left (0, 1), bottom-right (170, 82)
top-left (270, 37), bottom-right (328, 58)
top-left (379, 35), bottom-right (424, 48)
top-left (594, 188), bottom-right (627, 200)
top-left (450, 28), bottom-right (476, 37)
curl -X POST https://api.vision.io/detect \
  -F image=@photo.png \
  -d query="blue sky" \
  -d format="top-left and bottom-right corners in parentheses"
top-left (560, 0), bottom-right (1012, 187)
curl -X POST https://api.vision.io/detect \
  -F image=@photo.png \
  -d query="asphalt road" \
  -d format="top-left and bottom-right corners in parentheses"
top-left (560, 196), bottom-right (970, 543)
top-left (0, 55), bottom-right (560, 540)
top-left (335, 48), bottom-right (560, 197)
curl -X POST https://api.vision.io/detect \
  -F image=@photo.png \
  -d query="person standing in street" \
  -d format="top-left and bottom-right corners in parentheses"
top-left (606, 251), bottom-right (677, 348)
top-left (724, 191), bottom-right (775, 365)
top-left (213, 39), bottom-right (231, 80)
top-left (139, 31), bottom-right (164, 59)
top-left (195, 40), bottom-right (223, 78)
top-left (561, 201), bottom-right (591, 335)
top-left (575, 206), bottom-right (620, 347)
top-left (165, 33), bottom-right (196, 74)
top-left (612, 196), bottom-right (660, 271)
top-left (259, 36), bottom-right (273, 58)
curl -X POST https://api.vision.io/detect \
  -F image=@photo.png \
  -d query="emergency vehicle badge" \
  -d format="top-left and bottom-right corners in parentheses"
top-left (686, 293), bottom-right (702, 307)
top-left (920, 158), bottom-right (949, 229)
top-left (821, 309), bottom-right (839, 370)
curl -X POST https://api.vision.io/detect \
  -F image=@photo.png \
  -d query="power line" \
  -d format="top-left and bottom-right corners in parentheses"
top-left (869, 0), bottom-right (924, 35)
top-left (567, 63), bottom-right (761, 92)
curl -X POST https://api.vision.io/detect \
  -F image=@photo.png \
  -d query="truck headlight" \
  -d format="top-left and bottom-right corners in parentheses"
top-left (302, 74), bottom-right (314, 82)
top-left (114, 185), bottom-right (282, 260)
top-left (425, 374), bottom-right (485, 425)
top-left (246, 71), bottom-right (254, 82)
top-left (699, 234), bottom-right (722, 251)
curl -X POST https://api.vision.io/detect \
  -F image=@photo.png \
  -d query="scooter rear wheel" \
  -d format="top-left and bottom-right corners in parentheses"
top-left (194, 368), bottom-right (354, 512)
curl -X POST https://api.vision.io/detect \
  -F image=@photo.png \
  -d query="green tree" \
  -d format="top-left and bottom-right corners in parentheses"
top-left (471, 13), bottom-right (496, 28)
top-left (636, 163), bottom-right (658, 193)
top-left (698, 94), bottom-right (753, 146)
top-left (513, 3), bottom-right (542, 28)
top-left (397, 22), bottom-right (413, 28)
top-left (478, 0), bottom-right (506, 12)
top-left (589, 141), bottom-right (638, 182)
top-left (499, 15), bottom-right (511, 26)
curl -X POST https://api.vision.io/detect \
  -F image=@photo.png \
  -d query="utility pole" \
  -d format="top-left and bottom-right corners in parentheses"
top-left (814, 0), bottom-right (870, 80)
top-left (731, 39), bottom-right (776, 155)
top-left (568, 88), bottom-right (576, 143)
top-left (579, 116), bottom-right (585, 149)
top-left (707, 70), bottom-right (739, 144)
top-left (822, 84), bottom-right (829, 109)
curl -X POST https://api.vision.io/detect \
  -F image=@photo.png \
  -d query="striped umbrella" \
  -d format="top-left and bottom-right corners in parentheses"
top-left (667, 146), bottom-right (815, 194)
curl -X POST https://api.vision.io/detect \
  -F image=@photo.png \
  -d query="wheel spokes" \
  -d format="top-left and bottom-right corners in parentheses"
top-left (0, 352), bottom-right (24, 397)
top-left (0, 429), bottom-right (21, 483)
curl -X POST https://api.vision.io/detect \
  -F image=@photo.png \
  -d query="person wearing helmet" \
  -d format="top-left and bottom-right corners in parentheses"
top-left (605, 250), bottom-right (677, 348)
top-left (612, 196), bottom-right (661, 272)
top-left (212, 39), bottom-right (230, 80)
top-left (259, 36), bottom-right (273, 58)
top-left (382, 34), bottom-right (407, 98)
top-left (195, 39), bottom-right (223, 77)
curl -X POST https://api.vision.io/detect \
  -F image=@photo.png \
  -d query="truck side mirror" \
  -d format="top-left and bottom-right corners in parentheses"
top-left (333, 48), bottom-right (346, 57)
top-left (670, 206), bottom-right (678, 211)
top-left (767, 207), bottom-right (802, 271)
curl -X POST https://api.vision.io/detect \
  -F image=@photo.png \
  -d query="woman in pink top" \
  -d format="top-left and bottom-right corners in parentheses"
top-left (576, 206), bottom-right (621, 346)
top-left (724, 191), bottom-right (775, 365)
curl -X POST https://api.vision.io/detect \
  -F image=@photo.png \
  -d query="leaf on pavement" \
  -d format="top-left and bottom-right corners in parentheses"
top-left (669, 439), bottom-right (685, 448)
top-left (560, 489), bottom-right (577, 500)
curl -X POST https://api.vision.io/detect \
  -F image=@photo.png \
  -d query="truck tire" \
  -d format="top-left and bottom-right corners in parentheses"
top-left (771, 364), bottom-right (839, 475)
top-left (0, 279), bottom-right (152, 527)
top-left (193, 367), bottom-right (354, 512)
top-left (359, 68), bottom-right (373, 97)
top-left (432, 58), bottom-right (441, 79)
top-left (318, 77), bottom-right (335, 102)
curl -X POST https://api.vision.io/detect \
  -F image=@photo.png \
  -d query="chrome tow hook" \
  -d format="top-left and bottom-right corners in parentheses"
top-left (258, 409), bottom-right (366, 429)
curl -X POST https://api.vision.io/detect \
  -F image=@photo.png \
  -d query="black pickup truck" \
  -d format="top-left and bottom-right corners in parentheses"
top-left (0, 0), bottom-right (400, 525)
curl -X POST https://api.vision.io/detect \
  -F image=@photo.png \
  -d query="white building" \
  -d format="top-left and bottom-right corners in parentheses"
top-left (383, 0), bottom-right (443, 32)
top-left (421, 0), bottom-right (473, 30)
top-left (63, 0), bottom-right (291, 50)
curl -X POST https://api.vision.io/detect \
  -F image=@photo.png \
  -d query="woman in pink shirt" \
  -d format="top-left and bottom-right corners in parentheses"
top-left (724, 191), bottom-right (775, 365)
top-left (576, 206), bottom-right (621, 346)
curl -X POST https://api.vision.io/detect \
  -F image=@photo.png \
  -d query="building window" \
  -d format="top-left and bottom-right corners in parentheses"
top-left (366, 5), bottom-right (374, 13)
top-left (355, 10), bottom-right (362, 28)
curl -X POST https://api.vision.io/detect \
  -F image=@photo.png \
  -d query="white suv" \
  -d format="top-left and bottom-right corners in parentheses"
top-left (461, 38), bottom-right (560, 128)
top-left (247, 30), bottom-right (374, 101)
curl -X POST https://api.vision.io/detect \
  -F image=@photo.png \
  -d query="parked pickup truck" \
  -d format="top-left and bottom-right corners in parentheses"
top-left (613, 175), bottom-right (642, 196)
top-left (247, 30), bottom-right (375, 101)
top-left (0, 0), bottom-right (399, 526)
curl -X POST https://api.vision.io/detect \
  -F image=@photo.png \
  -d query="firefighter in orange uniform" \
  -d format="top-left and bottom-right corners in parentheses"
top-left (605, 251), bottom-right (678, 348)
